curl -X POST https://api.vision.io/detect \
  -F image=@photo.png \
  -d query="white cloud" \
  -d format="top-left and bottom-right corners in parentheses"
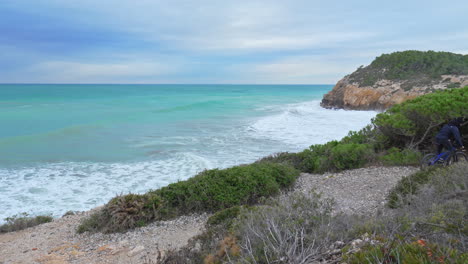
top-left (227, 55), bottom-right (360, 84)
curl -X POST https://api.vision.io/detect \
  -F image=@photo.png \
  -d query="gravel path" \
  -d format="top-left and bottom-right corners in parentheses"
top-left (0, 166), bottom-right (418, 264)
top-left (0, 211), bottom-right (209, 264)
top-left (294, 166), bottom-right (419, 215)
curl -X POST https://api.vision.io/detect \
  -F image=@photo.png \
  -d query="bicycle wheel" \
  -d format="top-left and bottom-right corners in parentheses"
top-left (420, 154), bottom-right (438, 170)
top-left (455, 152), bottom-right (468, 164)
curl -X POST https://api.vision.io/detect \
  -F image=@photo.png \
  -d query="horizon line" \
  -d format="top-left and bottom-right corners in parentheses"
top-left (0, 83), bottom-right (335, 86)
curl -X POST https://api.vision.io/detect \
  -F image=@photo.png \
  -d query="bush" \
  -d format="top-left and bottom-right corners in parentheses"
top-left (230, 193), bottom-right (343, 263)
top-left (387, 168), bottom-right (435, 208)
top-left (256, 152), bottom-right (304, 169)
top-left (330, 143), bottom-right (374, 170)
top-left (0, 213), bottom-right (53, 233)
top-left (385, 163), bottom-right (467, 248)
top-left (206, 206), bottom-right (243, 227)
top-left (379, 147), bottom-right (422, 166)
top-left (258, 130), bottom-right (377, 174)
top-left (300, 142), bottom-right (374, 173)
top-left (78, 163), bottom-right (299, 233)
top-left (372, 86), bottom-right (468, 149)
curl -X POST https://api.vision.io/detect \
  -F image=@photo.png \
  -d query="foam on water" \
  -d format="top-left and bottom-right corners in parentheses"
top-left (249, 100), bottom-right (377, 148)
top-left (0, 152), bottom-right (213, 221)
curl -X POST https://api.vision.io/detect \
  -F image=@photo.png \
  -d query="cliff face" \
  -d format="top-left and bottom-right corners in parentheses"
top-left (321, 75), bottom-right (468, 111)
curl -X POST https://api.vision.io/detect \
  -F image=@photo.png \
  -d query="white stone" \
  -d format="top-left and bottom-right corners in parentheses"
top-left (127, 245), bottom-right (145, 257)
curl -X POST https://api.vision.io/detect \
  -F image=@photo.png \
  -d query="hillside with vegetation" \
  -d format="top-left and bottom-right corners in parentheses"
top-left (321, 51), bottom-right (468, 110)
top-left (349, 51), bottom-right (468, 86)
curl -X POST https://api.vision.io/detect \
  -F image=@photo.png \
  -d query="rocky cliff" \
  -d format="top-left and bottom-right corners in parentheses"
top-left (321, 50), bottom-right (468, 110)
top-left (321, 74), bottom-right (468, 111)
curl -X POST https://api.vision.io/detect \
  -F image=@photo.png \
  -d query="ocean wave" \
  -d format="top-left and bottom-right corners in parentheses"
top-left (248, 100), bottom-right (377, 148)
top-left (0, 152), bottom-right (214, 223)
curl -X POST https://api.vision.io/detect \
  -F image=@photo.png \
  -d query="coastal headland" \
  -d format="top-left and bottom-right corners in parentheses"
top-left (321, 51), bottom-right (468, 110)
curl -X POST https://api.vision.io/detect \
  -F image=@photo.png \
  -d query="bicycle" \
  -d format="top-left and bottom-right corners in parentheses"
top-left (420, 146), bottom-right (467, 170)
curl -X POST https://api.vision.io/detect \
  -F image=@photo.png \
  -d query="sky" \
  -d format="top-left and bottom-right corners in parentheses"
top-left (1, 0), bottom-right (467, 84)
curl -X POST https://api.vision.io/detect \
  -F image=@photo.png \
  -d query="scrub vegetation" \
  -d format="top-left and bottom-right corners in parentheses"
top-left (0, 213), bottom-right (53, 233)
top-left (349, 50), bottom-right (468, 86)
top-left (78, 163), bottom-right (299, 233)
top-left (158, 163), bottom-right (467, 264)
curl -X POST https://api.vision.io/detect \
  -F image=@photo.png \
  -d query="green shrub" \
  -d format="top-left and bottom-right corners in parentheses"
top-left (330, 143), bottom-right (374, 170)
top-left (373, 86), bottom-right (468, 149)
top-left (387, 168), bottom-right (435, 208)
top-left (78, 162), bottom-right (299, 233)
top-left (340, 125), bottom-right (375, 145)
top-left (256, 152), bottom-right (304, 169)
top-left (447, 82), bottom-right (461, 89)
top-left (206, 206), bottom-right (243, 228)
top-left (379, 147), bottom-right (422, 166)
top-left (0, 213), bottom-right (53, 233)
top-left (387, 162), bottom-right (468, 209)
top-left (300, 142), bottom-right (374, 173)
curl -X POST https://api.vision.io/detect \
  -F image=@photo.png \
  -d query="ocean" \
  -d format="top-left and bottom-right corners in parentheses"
top-left (0, 84), bottom-right (376, 221)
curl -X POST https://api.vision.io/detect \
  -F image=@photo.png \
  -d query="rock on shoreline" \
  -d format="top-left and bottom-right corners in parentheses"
top-left (321, 74), bottom-right (468, 110)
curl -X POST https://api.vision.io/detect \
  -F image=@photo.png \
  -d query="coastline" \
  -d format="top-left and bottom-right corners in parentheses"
top-left (0, 166), bottom-right (418, 264)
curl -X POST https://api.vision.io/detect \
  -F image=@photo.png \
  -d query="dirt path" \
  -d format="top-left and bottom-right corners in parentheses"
top-left (0, 211), bottom-right (209, 264)
top-left (0, 166), bottom-right (419, 264)
top-left (294, 166), bottom-right (419, 215)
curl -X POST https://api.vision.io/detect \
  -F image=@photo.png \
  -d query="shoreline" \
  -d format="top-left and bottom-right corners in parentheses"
top-left (0, 166), bottom-right (418, 264)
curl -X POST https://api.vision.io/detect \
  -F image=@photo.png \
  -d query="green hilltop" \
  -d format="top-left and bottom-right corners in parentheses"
top-left (349, 50), bottom-right (468, 87)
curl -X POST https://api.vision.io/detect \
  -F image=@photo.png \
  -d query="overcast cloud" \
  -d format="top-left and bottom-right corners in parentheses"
top-left (1, 0), bottom-right (467, 84)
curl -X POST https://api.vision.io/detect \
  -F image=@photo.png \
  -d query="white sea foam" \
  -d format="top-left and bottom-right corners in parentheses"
top-left (0, 152), bottom-right (213, 222)
top-left (249, 100), bottom-right (377, 149)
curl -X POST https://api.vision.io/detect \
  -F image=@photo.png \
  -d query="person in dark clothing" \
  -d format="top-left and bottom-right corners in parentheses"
top-left (435, 117), bottom-right (465, 155)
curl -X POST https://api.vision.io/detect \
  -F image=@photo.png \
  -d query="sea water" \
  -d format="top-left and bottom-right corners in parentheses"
top-left (0, 84), bottom-right (376, 221)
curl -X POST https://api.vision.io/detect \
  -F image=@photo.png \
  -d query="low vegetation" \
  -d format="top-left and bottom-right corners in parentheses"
top-left (372, 86), bottom-right (467, 149)
top-left (346, 163), bottom-right (468, 263)
top-left (78, 163), bottom-right (299, 233)
top-left (379, 147), bottom-right (422, 166)
top-left (159, 163), bottom-right (467, 263)
top-left (0, 213), bottom-right (53, 233)
top-left (349, 50), bottom-right (468, 86)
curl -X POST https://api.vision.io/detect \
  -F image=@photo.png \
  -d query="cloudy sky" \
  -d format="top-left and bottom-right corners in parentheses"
top-left (1, 0), bottom-right (467, 84)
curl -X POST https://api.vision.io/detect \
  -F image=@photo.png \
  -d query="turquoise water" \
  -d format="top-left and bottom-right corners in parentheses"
top-left (0, 84), bottom-right (376, 220)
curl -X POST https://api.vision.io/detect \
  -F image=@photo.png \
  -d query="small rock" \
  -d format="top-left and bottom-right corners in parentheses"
top-left (128, 245), bottom-right (145, 257)
top-left (193, 242), bottom-right (201, 252)
top-left (118, 239), bottom-right (130, 247)
top-left (351, 239), bottom-right (363, 248)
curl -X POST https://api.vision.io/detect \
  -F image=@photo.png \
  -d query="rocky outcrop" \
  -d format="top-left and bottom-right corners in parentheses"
top-left (321, 75), bottom-right (468, 111)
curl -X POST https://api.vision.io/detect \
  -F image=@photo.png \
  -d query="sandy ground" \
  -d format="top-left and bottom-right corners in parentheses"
top-left (0, 166), bottom-right (418, 264)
